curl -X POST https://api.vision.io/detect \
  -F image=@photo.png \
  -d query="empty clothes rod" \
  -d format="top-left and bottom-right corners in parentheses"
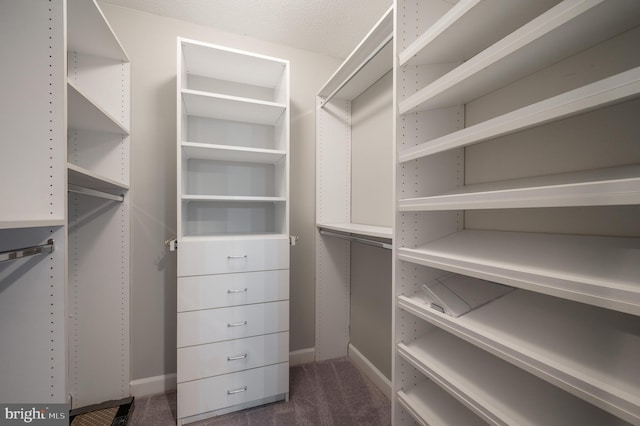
top-left (319, 229), bottom-right (392, 250)
top-left (0, 239), bottom-right (54, 263)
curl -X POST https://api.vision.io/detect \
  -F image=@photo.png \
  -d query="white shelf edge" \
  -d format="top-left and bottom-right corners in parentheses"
top-left (317, 5), bottom-right (393, 101)
top-left (67, 162), bottom-right (129, 192)
top-left (399, 67), bottom-right (640, 162)
top-left (317, 222), bottom-right (392, 240)
top-left (398, 0), bottom-right (640, 115)
top-left (181, 89), bottom-right (286, 125)
top-left (0, 220), bottom-right (66, 231)
top-left (68, 81), bottom-right (130, 135)
top-left (398, 164), bottom-right (640, 211)
top-left (182, 195), bottom-right (286, 203)
top-left (397, 230), bottom-right (640, 316)
top-left (181, 142), bottom-right (286, 164)
top-left (180, 234), bottom-right (290, 242)
top-left (397, 292), bottom-right (640, 424)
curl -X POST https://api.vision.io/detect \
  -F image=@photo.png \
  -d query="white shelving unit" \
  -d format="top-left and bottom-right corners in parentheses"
top-left (315, 6), bottom-right (393, 365)
top-left (0, 0), bottom-right (130, 410)
top-left (393, 1), bottom-right (640, 425)
top-left (176, 38), bottom-right (290, 424)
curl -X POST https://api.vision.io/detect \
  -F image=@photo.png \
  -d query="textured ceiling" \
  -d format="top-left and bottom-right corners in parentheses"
top-left (99, 0), bottom-right (392, 58)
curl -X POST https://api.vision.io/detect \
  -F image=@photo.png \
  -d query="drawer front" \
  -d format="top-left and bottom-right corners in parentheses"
top-left (178, 270), bottom-right (289, 312)
top-left (177, 362), bottom-right (288, 419)
top-left (177, 237), bottom-right (289, 277)
top-left (177, 332), bottom-right (289, 382)
top-left (177, 301), bottom-right (289, 347)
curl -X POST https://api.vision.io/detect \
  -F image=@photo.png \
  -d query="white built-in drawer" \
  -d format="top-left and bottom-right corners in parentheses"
top-left (177, 332), bottom-right (289, 382)
top-left (178, 270), bottom-right (289, 312)
top-left (177, 362), bottom-right (289, 419)
top-left (177, 237), bottom-right (289, 277)
top-left (177, 301), bottom-right (289, 347)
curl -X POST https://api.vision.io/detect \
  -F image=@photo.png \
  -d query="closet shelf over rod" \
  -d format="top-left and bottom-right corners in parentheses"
top-left (319, 229), bottom-right (391, 250)
top-left (0, 239), bottom-right (54, 263)
top-left (68, 184), bottom-right (124, 202)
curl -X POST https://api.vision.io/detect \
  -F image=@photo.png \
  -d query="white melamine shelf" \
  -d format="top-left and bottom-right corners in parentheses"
top-left (181, 234), bottom-right (289, 243)
top-left (397, 230), bottom-right (640, 315)
top-left (398, 0), bottom-right (640, 115)
top-left (0, 220), bottom-right (66, 231)
top-left (397, 381), bottom-right (486, 426)
top-left (317, 222), bottom-right (392, 240)
top-left (182, 195), bottom-right (286, 203)
top-left (67, 0), bottom-right (128, 61)
top-left (399, 164), bottom-right (640, 211)
top-left (67, 163), bottom-right (129, 192)
top-left (398, 329), bottom-right (631, 425)
top-left (181, 142), bottom-right (285, 164)
top-left (398, 67), bottom-right (640, 162)
top-left (399, 0), bottom-right (558, 66)
top-left (181, 89), bottom-right (285, 126)
top-left (318, 6), bottom-right (393, 103)
top-left (68, 82), bottom-right (130, 135)
top-left (181, 38), bottom-right (287, 89)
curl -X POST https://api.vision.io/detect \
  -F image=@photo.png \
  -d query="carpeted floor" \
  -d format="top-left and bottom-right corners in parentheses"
top-left (129, 357), bottom-right (390, 425)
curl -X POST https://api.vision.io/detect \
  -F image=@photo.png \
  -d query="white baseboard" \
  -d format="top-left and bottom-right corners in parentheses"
top-left (130, 373), bottom-right (177, 397)
top-left (348, 343), bottom-right (392, 400)
top-left (289, 347), bottom-right (315, 366)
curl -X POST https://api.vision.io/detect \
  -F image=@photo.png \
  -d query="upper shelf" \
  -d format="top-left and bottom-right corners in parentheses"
top-left (181, 38), bottom-right (287, 89)
top-left (68, 82), bottom-right (130, 135)
top-left (398, 164), bottom-right (640, 211)
top-left (397, 229), bottom-right (640, 316)
top-left (67, 163), bottom-right (129, 193)
top-left (182, 142), bottom-right (285, 164)
top-left (181, 89), bottom-right (286, 125)
top-left (317, 223), bottom-right (392, 240)
top-left (317, 6), bottom-right (393, 104)
top-left (398, 0), bottom-right (640, 115)
top-left (67, 0), bottom-right (128, 61)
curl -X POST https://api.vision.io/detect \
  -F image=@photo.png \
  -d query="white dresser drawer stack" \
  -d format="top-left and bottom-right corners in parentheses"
top-left (176, 38), bottom-right (290, 424)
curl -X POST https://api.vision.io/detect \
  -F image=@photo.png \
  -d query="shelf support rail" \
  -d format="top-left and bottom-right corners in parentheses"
top-left (320, 35), bottom-right (393, 108)
top-left (0, 239), bottom-right (55, 263)
top-left (319, 229), bottom-right (391, 250)
top-left (68, 184), bottom-right (124, 202)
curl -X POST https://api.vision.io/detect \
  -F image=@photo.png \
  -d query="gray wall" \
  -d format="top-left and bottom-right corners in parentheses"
top-left (99, 3), bottom-right (341, 383)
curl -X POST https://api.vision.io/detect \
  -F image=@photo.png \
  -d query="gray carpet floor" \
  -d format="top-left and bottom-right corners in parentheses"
top-left (129, 357), bottom-right (391, 425)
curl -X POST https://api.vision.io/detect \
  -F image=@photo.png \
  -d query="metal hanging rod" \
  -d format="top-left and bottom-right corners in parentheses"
top-left (0, 239), bottom-right (55, 263)
top-left (319, 229), bottom-right (391, 250)
top-left (68, 184), bottom-right (124, 202)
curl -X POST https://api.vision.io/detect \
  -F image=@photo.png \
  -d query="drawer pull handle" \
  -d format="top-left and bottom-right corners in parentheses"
top-left (227, 353), bottom-right (248, 361)
top-left (227, 288), bottom-right (248, 294)
top-left (227, 255), bottom-right (248, 259)
top-left (227, 321), bottom-right (248, 327)
top-left (227, 386), bottom-right (247, 395)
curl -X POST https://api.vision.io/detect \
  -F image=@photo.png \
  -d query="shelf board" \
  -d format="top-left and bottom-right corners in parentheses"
top-left (181, 142), bottom-right (285, 164)
top-left (0, 220), bottom-right (66, 231)
top-left (180, 234), bottom-right (289, 243)
top-left (399, 67), bottom-right (640, 162)
top-left (67, 0), bottom-right (128, 61)
top-left (67, 163), bottom-right (129, 193)
top-left (68, 82), bottom-right (130, 135)
top-left (398, 0), bottom-right (640, 115)
top-left (182, 195), bottom-right (286, 203)
top-left (399, 164), bottom-right (640, 211)
top-left (182, 89), bottom-right (286, 126)
top-left (397, 229), bottom-right (640, 315)
top-left (181, 38), bottom-right (287, 89)
top-left (398, 329), bottom-right (630, 425)
top-left (397, 381), bottom-right (486, 426)
top-left (318, 6), bottom-right (393, 103)
top-left (399, 0), bottom-right (559, 66)
top-left (317, 222), bottom-right (392, 239)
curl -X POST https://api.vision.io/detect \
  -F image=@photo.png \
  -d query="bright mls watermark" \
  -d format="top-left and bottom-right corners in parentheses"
top-left (1, 404), bottom-right (67, 425)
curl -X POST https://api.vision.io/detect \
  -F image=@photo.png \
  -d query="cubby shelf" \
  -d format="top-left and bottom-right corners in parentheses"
top-left (398, 0), bottom-right (640, 115)
top-left (68, 82), bottom-right (130, 135)
top-left (182, 195), bottom-right (286, 203)
top-left (181, 89), bottom-right (285, 126)
top-left (316, 222), bottom-right (392, 240)
top-left (181, 142), bottom-right (285, 164)
top-left (397, 230), bottom-right (640, 315)
top-left (398, 67), bottom-right (640, 162)
top-left (398, 164), bottom-right (640, 211)
top-left (398, 329), bottom-right (630, 425)
top-left (67, 162), bottom-right (128, 193)
top-left (67, 0), bottom-right (128, 61)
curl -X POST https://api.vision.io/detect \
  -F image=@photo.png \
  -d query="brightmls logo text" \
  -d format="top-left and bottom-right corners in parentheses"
top-left (1, 405), bottom-right (67, 425)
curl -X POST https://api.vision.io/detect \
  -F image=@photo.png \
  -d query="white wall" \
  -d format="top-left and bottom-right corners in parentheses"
top-left (99, 3), bottom-right (341, 385)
